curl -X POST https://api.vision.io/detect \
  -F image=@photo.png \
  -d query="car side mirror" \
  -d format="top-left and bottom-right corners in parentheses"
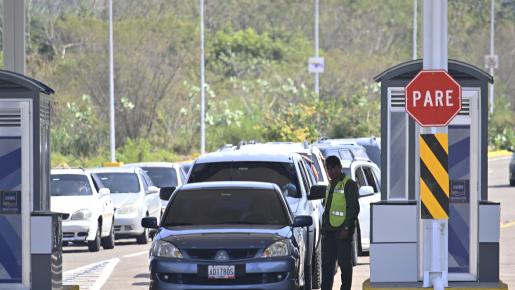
top-left (147, 186), bottom-right (159, 195)
top-left (293, 215), bottom-right (313, 228)
top-left (141, 217), bottom-right (158, 229)
top-left (359, 186), bottom-right (375, 197)
top-left (99, 188), bottom-right (110, 196)
top-left (160, 187), bottom-right (176, 201)
top-left (308, 184), bottom-right (326, 200)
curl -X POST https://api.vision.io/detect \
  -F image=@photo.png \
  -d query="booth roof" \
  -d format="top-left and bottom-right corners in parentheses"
top-left (0, 69), bottom-right (54, 95)
top-left (373, 59), bottom-right (493, 84)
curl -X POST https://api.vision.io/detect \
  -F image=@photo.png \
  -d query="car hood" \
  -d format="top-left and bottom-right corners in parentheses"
top-left (157, 226), bottom-right (292, 249)
top-left (110, 193), bottom-right (141, 209)
top-left (51, 196), bottom-right (94, 214)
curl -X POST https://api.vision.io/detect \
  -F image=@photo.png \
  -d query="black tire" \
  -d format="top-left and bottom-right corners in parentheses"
top-left (510, 179), bottom-right (515, 186)
top-left (311, 241), bottom-right (322, 289)
top-left (137, 213), bottom-right (150, 245)
top-left (101, 222), bottom-right (115, 249)
top-left (88, 224), bottom-right (101, 252)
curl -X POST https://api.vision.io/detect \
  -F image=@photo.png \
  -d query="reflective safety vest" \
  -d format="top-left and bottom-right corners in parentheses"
top-left (325, 176), bottom-right (350, 228)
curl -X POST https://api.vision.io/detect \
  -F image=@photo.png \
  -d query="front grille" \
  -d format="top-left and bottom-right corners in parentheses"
top-left (63, 232), bottom-right (74, 238)
top-left (185, 249), bottom-right (258, 261)
top-left (158, 272), bottom-right (287, 285)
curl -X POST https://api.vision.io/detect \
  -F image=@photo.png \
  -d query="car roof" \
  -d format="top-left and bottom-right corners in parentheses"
top-left (125, 162), bottom-right (179, 168)
top-left (179, 181), bottom-right (279, 191)
top-left (195, 149), bottom-right (297, 164)
top-left (51, 168), bottom-right (88, 175)
top-left (87, 167), bottom-right (140, 174)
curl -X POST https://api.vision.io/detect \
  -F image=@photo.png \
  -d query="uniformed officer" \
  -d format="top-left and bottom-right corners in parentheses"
top-left (321, 155), bottom-right (360, 290)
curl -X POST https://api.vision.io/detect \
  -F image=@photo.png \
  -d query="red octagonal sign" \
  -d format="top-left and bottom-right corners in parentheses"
top-left (405, 70), bottom-right (461, 127)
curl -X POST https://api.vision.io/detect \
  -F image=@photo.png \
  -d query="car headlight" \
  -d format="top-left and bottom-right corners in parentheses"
top-left (117, 202), bottom-right (139, 215)
top-left (262, 240), bottom-right (292, 258)
top-left (70, 209), bottom-right (92, 220)
top-left (150, 240), bottom-right (183, 258)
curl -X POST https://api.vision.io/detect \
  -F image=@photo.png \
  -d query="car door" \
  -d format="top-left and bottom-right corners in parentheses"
top-left (91, 174), bottom-right (113, 236)
top-left (355, 163), bottom-right (381, 250)
top-left (141, 172), bottom-right (160, 221)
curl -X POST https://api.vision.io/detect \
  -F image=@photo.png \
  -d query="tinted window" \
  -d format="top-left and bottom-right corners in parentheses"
top-left (189, 162), bottom-right (302, 198)
top-left (355, 167), bottom-right (367, 187)
top-left (51, 174), bottom-right (92, 196)
top-left (362, 166), bottom-right (379, 192)
top-left (94, 173), bottom-right (140, 193)
top-left (142, 167), bottom-right (178, 188)
top-left (362, 145), bottom-right (381, 167)
top-left (163, 189), bottom-right (289, 226)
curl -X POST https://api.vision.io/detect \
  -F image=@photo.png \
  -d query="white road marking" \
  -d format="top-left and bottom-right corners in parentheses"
top-left (63, 258), bottom-right (120, 290)
top-left (123, 251), bottom-right (148, 258)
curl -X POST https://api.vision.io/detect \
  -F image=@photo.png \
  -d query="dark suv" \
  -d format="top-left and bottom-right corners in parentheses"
top-left (143, 182), bottom-right (321, 290)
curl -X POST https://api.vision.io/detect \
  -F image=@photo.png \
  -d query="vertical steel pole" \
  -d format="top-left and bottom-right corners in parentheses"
top-left (3, 0), bottom-right (25, 73)
top-left (314, 0), bottom-right (320, 96)
top-left (422, 0), bottom-right (448, 288)
top-left (200, 0), bottom-right (206, 154)
top-left (109, 0), bottom-right (116, 162)
top-left (413, 0), bottom-right (418, 60)
top-left (489, 0), bottom-right (495, 114)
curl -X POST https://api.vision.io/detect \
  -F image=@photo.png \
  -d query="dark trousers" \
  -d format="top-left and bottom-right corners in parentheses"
top-left (321, 230), bottom-right (353, 290)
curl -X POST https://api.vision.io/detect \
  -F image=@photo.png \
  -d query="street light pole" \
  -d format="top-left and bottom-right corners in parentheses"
top-left (108, 0), bottom-right (116, 162)
top-left (200, 0), bottom-right (206, 154)
top-left (489, 0), bottom-right (495, 114)
top-left (314, 0), bottom-right (320, 96)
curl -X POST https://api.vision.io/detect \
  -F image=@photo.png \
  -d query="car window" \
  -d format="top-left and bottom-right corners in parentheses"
top-left (354, 167), bottom-right (367, 187)
top-left (179, 168), bottom-right (187, 183)
top-left (338, 149), bottom-right (353, 161)
top-left (163, 188), bottom-right (289, 226)
top-left (189, 161), bottom-right (302, 198)
top-left (301, 157), bottom-right (317, 185)
top-left (51, 174), bottom-right (93, 196)
top-left (140, 172), bottom-right (150, 192)
top-left (297, 161), bottom-right (311, 196)
top-left (142, 167), bottom-right (178, 188)
top-left (310, 154), bottom-right (325, 182)
top-left (89, 174), bottom-right (102, 192)
top-left (362, 166), bottom-right (379, 192)
top-left (93, 173), bottom-right (140, 193)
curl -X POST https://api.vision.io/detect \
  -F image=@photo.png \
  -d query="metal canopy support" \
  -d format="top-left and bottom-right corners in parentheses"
top-left (3, 0), bottom-right (26, 74)
top-left (422, 0), bottom-right (449, 289)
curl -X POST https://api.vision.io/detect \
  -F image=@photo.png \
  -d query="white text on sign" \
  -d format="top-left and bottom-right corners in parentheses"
top-left (412, 90), bottom-right (454, 107)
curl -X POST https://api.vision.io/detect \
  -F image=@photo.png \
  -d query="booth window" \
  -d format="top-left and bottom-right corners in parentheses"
top-left (387, 88), bottom-right (409, 200)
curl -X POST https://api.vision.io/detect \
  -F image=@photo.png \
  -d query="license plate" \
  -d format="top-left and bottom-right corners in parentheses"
top-left (207, 265), bottom-right (235, 279)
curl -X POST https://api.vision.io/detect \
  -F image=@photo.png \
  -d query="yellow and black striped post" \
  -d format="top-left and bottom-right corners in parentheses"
top-left (420, 133), bottom-right (449, 220)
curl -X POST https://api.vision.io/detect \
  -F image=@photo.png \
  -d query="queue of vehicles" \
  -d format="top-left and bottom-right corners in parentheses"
top-left (50, 137), bottom-right (381, 289)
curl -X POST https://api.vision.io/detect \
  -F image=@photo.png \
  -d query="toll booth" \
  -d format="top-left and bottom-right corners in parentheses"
top-left (369, 60), bottom-right (501, 284)
top-left (0, 70), bottom-right (61, 290)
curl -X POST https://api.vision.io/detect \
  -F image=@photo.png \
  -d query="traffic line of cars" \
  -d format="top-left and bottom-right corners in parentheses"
top-left (51, 137), bottom-right (381, 290)
top-left (50, 162), bottom-right (191, 251)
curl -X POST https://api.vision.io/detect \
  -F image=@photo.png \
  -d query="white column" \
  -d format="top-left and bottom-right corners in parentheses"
top-left (489, 0), bottom-right (495, 114)
top-left (413, 0), bottom-right (418, 60)
top-left (422, 0), bottom-right (448, 288)
top-left (108, 0), bottom-right (116, 162)
top-left (3, 0), bottom-right (26, 74)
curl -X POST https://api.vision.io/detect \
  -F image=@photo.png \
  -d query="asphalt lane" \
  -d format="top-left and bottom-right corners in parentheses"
top-left (62, 156), bottom-right (514, 289)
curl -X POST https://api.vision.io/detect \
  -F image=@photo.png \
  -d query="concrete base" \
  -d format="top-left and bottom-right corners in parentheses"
top-left (363, 279), bottom-right (508, 290)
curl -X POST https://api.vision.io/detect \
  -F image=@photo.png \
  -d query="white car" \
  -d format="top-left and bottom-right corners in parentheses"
top-left (50, 169), bottom-right (115, 252)
top-left (125, 162), bottom-right (187, 212)
top-left (88, 167), bottom-right (162, 244)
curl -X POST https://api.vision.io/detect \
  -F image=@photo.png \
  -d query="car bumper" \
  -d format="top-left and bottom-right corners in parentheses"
top-left (149, 256), bottom-right (299, 290)
top-left (114, 213), bottom-right (144, 237)
top-left (62, 220), bottom-right (96, 242)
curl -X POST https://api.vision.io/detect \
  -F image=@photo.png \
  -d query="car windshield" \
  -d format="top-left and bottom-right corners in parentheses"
top-left (188, 161), bottom-right (302, 198)
top-left (51, 174), bottom-right (93, 196)
top-left (142, 167), bottom-right (178, 188)
top-left (163, 188), bottom-right (289, 226)
top-left (93, 173), bottom-right (140, 193)
top-left (362, 145), bottom-right (381, 167)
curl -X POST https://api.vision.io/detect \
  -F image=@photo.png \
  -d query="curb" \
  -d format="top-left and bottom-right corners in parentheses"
top-left (488, 150), bottom-right (512, 158)
top-left (362, 278), bottom-right (508, 290)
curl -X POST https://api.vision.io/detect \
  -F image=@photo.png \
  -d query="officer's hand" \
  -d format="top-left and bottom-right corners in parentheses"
top-left (338, 229), bottom-right (349, 240)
